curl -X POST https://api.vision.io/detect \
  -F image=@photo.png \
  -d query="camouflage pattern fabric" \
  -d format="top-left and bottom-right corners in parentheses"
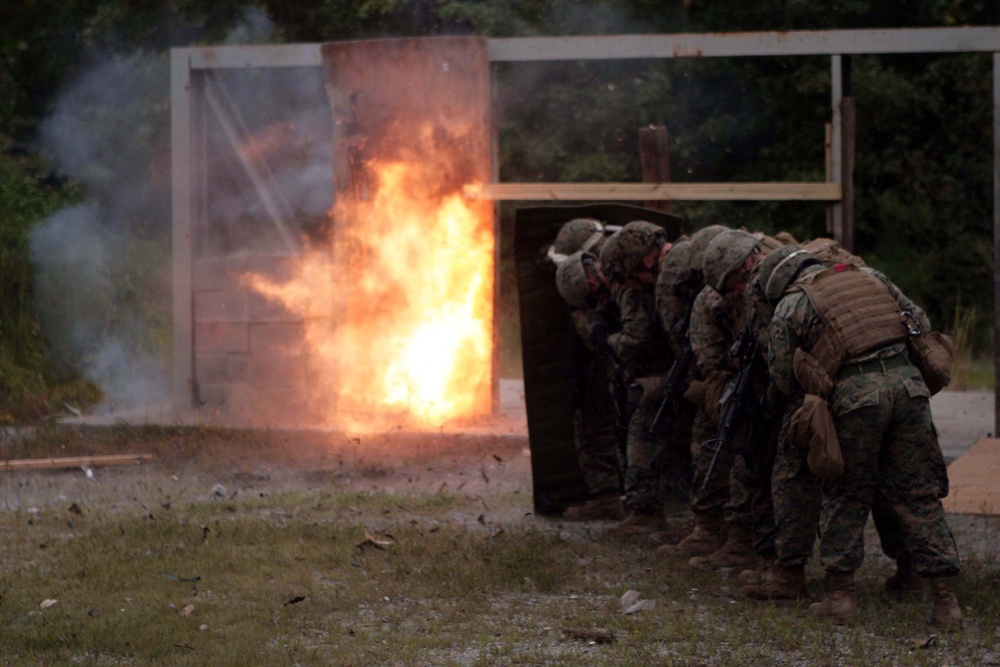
top-left (687, 285), bottom-right (750, 524)
top-left (606, 282), bottom-right (677, 514)
top-left (608, 284), bottom-right (672, 379)
top-left (566, 306), bottom-right (622, 497)
top-left (768, 276), bottom-right (960, 577)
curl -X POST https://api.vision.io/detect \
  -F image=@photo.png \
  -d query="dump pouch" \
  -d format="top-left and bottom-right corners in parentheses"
top-left (907, 331), bottom-right (954, 396)
top-left (792, 348), bottom-right (835, 399)
top-left (789, 394), bottom-right (843, 480)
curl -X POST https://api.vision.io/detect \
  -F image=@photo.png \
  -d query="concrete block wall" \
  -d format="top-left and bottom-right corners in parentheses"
top-left (192, 254), bottom-right (331, 422)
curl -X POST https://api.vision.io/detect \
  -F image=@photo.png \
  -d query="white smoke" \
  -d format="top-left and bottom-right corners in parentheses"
top-left (30, 8), bottom-right (332, 414)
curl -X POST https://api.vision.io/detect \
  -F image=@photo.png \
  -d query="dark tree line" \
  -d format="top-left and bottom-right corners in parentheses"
top-left (0, 0), bottom-right (997, 420)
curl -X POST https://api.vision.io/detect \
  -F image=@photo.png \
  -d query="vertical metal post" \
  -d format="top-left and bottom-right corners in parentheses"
top-left (830, 55), bottom-right (844, 246)
top-left (490, 62), bottom-right (503, 415)
top-left (170, 49), bottom-right (195, 410)
top-left (993, 53), bottom-right (1000, 436)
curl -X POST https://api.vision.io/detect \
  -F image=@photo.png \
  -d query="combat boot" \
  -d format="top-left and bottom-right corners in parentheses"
top-left (655, 513), bottom-right (726, 557)
top-left (884, 561), bottom-right (923, 597)
top-left (808, 571), bottom-right (858, 622)
top-left (739, 556), bottom-right (777, 586)
top-left (648, 519), bottom-right (694, 546)
top-left (743, 565), bottom-right (809, 601)
top-left (562, 493), bottom-right (625, 521)
top-left (610, 509), bottom-right (660, 536)
top-left (688, 523), bottom-right (755, 570)
top-left (928, 575), bottom-right (962, 628)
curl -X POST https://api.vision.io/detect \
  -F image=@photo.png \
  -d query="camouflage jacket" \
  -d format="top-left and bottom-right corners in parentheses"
top-left (767, 265), bottom-right (931, 398)
top-left (689, 285), bottom-right (742, 379)
top-left (608, 283), bottom-right (672, 378)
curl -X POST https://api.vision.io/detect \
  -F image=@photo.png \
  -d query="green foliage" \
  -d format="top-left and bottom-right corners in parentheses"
top-left (0, 135), bottom-right (101, 423)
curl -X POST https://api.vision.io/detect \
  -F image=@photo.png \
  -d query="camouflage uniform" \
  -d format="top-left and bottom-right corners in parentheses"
top-left (566, 306), bottom-right (623, 500)
top-left (687, 284), bottom-right (741, 518)
top-left (599, 222), bottom-right (676, 524)
top-left (608, 282), bottom-right (674, 516)
top-left (550, 229), bottom-right (623, 518)
top-left (767, 267), bottom-right (960, 579)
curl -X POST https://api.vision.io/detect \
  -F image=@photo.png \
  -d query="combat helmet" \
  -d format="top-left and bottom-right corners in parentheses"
top-left (688, 224), bottom-right (730, 276)
top-left (702, 229), bottom-right (761, 293)
top-left (556, 250), bottom-right (595, 309)
top-left (551, 218), bottom-right (605, 257)
top-left (604, 220), bottom-right (667, 282)
top-left (758, 244), bottom-right (823, 303)
top-left (656, 239), bottom-right (694, 296)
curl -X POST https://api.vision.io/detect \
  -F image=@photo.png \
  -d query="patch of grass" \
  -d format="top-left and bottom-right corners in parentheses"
top-left (2, 489), bottom-right (999, 666)
top-left (948, 305), bottom-right (993, 390)
top-left (1, 426), bottom-right (999, 665)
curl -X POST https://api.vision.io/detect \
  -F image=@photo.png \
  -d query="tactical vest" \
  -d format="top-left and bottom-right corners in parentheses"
top-left (801, 237), bottom-right (866, 269)
top-left (796, 264), bottom-right (908, 374)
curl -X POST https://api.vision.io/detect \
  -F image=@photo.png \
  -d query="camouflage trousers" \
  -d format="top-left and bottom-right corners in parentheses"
top-left (818, 368), bottom-right (960, 576)
top-left (573, 352), bottom-right (622, 498)
top-left (772, 398), bottom-right (930, 570)
top-left (740, 418), bottom-right (779, 558)
top-left (623, 384), bottom-right (695, 514)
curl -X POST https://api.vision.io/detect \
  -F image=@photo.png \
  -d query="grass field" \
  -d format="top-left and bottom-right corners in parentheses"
top-left (0, 425), bottom-right (997, 666)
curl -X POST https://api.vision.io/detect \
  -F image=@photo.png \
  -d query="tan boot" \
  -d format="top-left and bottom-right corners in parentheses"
top-left (739, 557), bottom-right (777, 586)
top-left (809, 572), bottom-right (858, 622)
top-left (928, 575), bottom-right (962, 628)
top-left (655, 513), bottom-right (726, 558)
top-left (884, 562), bottom-right (923, 597)
top-left (743, 566), bottom-right (809, 601)
top-left (562, 493), bottom-right (625, 521)
top-left (688, 524), bottom-right (755, 570)
top-left (648, 520), bottom-right (694, 546)
top-left (610, 510), bottom-right (660, 536)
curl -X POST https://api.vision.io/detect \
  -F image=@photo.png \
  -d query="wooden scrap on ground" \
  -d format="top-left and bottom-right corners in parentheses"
top-left (0, 453), bottom-right (154, 472)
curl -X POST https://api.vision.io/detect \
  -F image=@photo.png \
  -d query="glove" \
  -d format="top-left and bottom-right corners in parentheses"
top-left (634, 375), bottom-right (663, 395)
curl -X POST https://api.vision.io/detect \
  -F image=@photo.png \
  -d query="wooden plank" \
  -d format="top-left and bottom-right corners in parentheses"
top-left (0, 454), bottom-right (154, 472)
top-left (465, 182), bottom-right (841, 202)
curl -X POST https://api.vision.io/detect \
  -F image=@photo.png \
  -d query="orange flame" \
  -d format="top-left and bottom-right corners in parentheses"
top-left (244, 133), bottom-right (493, 430)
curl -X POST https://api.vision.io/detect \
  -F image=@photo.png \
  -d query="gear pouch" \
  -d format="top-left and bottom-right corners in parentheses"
top-left (789, 393), bottom-right (843, 480)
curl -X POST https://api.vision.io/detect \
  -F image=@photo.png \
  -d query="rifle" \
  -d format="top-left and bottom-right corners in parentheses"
top-left (701, 324), bottom-right (766, 490)
top-left (647, 310), bottom-right (693, 435)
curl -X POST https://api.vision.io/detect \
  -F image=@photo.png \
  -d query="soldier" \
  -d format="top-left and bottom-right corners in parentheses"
top-left (651, 240), bottom-right (698, 508)
top-left (761, 246), bottom-right (962, 626)
top-left (656, 224), bottom-right (737, 558)
top-left (547, 220), bottom-right (625, 522)
top-left (554, 250), bottom-right (624, 520)
top-left (598, 221), bottom-right (677, 534)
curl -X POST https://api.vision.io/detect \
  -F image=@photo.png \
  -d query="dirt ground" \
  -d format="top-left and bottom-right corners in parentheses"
top-left (0, 385), bottom-right (994, 532)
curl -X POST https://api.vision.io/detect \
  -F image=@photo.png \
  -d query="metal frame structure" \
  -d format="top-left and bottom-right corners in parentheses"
top-left (172, 27), bottom-right (1000, 429)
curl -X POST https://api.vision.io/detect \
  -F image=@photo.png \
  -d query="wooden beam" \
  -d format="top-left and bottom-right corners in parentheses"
top-left (464, 182), bottom-right (841, 202)
top-left (0, 454), bottom-right (154, 472)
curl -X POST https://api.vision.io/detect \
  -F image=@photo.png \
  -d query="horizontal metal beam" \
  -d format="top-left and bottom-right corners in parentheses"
top-left (489, 27), bottom-right (1000, 61)
top-left (186, 43), bottom-right (324, 69)
top-left (464, 182), bottom-right (842, 201)
top-left (176, 27), bottom-right (1000, 70)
